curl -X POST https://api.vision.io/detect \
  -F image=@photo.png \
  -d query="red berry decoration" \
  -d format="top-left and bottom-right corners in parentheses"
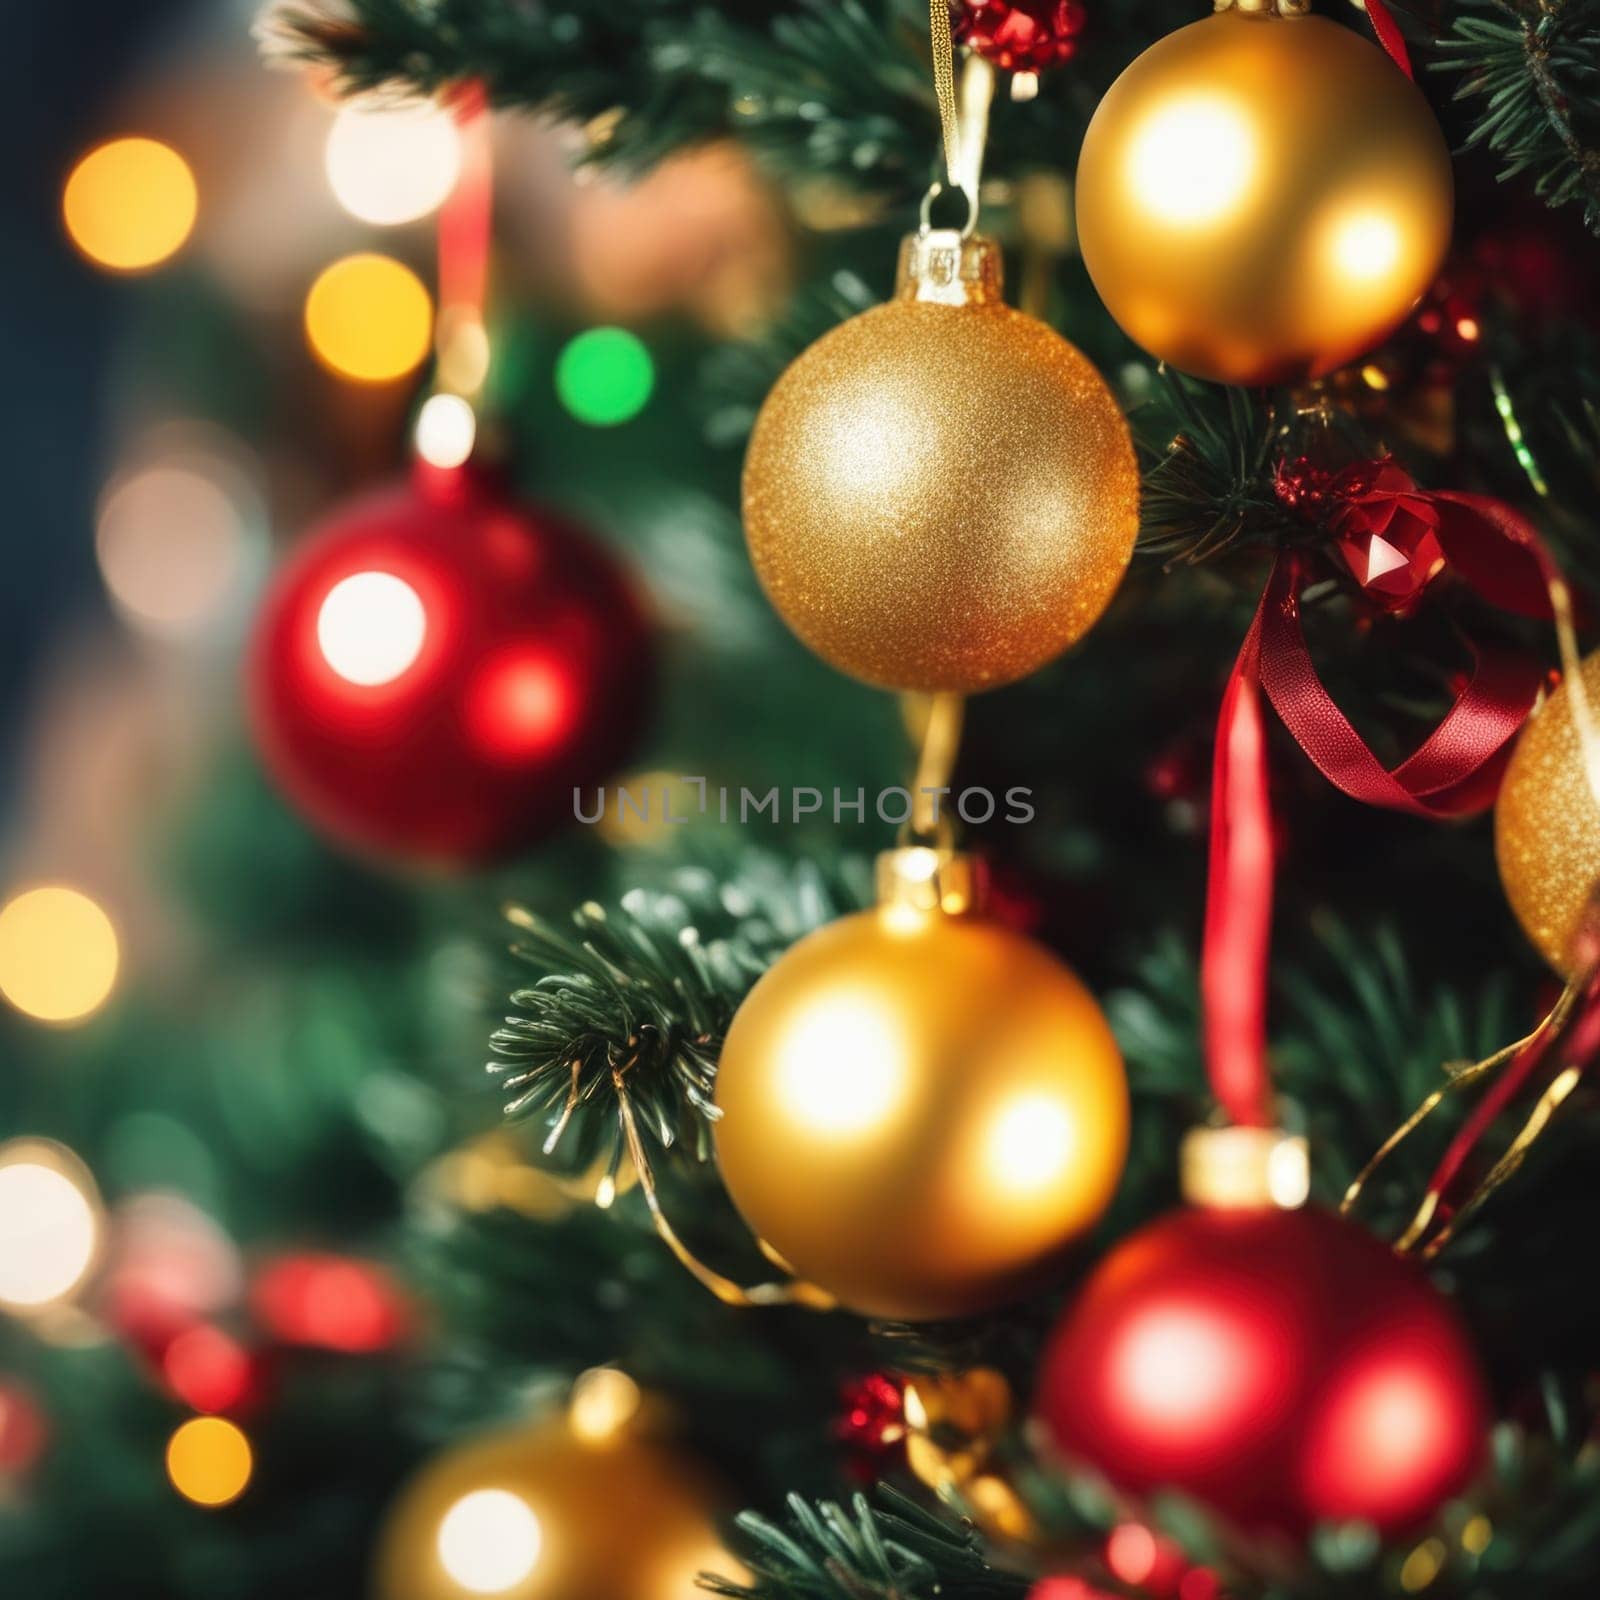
top-left (249, 464), bottom-right (651, 865)
top-left (1035, 1205), bottom-right (1487, 1536)
top-left (951, 0), bottom-right (1087, 73)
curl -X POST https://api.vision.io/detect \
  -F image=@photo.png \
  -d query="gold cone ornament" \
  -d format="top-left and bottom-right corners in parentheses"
top-left (374, 1373), bottom-right (742, 1600)
top-left (1075, 0), bottom-right (1453, 387)
top-left (1496, 651), bottom-right (1600, 976)
top-left (712, 848), bottom-right (1129, 1321)
top-left (741, 230), bottom-right (1138, 693)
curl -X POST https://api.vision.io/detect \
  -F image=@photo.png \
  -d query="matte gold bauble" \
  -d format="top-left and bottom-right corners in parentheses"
top-left (374, 1404), bottom-right (740, 1600)
top-left (1495, 652), bottom-right (1600, 975)
top-left (741, 231), bottom-right (1138, 693)
top-left (713, 850), bottom-right (1128, 1321)
top-left (1075, 7), bottom-right (1453, 387)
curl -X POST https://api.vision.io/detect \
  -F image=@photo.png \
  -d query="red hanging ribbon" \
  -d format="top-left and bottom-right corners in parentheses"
top-left (1200, 480), bottom-right (1555, 1126)
top-left (1361, 0), bottom-right (1414, 80)
top-left (438, 80), bottom-right (493, 336)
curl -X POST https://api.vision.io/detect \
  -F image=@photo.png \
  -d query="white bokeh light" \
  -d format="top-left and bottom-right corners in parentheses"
top-left (316, 572), bottom-right (427, 686)
top-left (414, 393), bottom-right (477, 469)
top-left (0, 1145), bottom-right (100, 1311)
top-left (325, 100), bottom-right (462, 226)
top-left (96, 464), bottom-right (250, 638)
top-left (436, 1489), bottom-right (543, 1594)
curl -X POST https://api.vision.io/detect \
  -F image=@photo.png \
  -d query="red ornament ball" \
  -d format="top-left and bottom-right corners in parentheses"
top-left (951, 0), bottom-right (1087, 72)
top-left (1035, 1205), bottom-right (1487, 1536)
top-left (249, 464), bottom-right (651, 865)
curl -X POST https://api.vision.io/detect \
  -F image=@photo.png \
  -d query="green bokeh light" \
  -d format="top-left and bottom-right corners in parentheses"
top-left (554, 327), bottom-right (655, 427)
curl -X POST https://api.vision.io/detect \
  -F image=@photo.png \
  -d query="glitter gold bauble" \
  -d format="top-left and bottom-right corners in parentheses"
top-left (713, 849), bottom-right (1129, 1321)
top-left (1075, 6), bottom-right (1453, 387)
top-left (1495, 651), bottom-right (1600, 975)
top-left (374, 1405), bottom-right (741, 1600)
top-left (741, 231), bottom-right (1138, 693)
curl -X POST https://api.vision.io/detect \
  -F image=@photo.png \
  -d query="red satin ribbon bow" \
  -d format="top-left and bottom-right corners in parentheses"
top-left (1362, 0), bottom-right (1414, 80)
top-left (1202, 482), bottom-right (1553, 1129)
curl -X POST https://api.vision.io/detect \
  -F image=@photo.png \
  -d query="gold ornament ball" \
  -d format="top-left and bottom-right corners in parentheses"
top-left (374, 1411), bottom-right (740, 1600)
top-left (1076, 8), bottom-right (1453, 387)
top-left (713, 857), bottom-right (1129, 1321)
top-left (1495, 651), bottom-right (1600, 976)
top-left (741, 231), bottom-right (1139, 693)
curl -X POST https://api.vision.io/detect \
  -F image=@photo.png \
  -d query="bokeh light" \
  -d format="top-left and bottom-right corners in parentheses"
top-left (163, 1325), bottom-right (255, 1415)
top-left (250, 1254), bottom-right (407, 1352)
top-left (166, 1416), bottom-right (254, 1507)
top-left (325, 100), bottom-right (461, 226)
top-left (304, 254), bottom-right (432, 383)
top-left (554, 327), bottom-right (654, 426)
top-left (436, 1488), bottom-right (543, 1594)
top-left (1126, 97), bottom-right (1254, 228)
top-left (63, 137), bottom-right (197, 272)
top-left (0, 886), bottom-right (119, 1024)
top-left (96, 461), bottom-right (253, 639)
top-left (568, 1367), bottom-right (642, 1443)
top-left (414, 393), bottom-right (477, 468)
top-left (317, 571), bottom-right (428, 686)
top-left (0, 1141), bottom-right (101, 1313)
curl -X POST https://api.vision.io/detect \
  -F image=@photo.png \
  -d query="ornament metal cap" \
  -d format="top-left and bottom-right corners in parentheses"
top-left (1180, 1124), bottom-right (1310, 1210)
top-left (875, 846), bottom-right (983, 916)
top-left (1214, 0), bottom-right (1310, 14)
top-left (895, 230), bottom-right (1003, 308)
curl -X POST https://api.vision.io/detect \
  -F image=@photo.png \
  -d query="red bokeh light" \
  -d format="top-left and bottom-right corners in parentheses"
top-left (251, 1254), bottom-right (408, 1353)
top-left (0, 1381), bottom-right (49, 1476)
top-left (162, 1324), bottom-right (256, 1414)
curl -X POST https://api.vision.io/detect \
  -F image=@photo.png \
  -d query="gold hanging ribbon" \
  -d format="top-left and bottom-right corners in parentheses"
top-left (611, 1066), bottom-right (837, 1310)
top-left (928, 0), bottom-right (962, 182)
top-left (903, 691), bottom-right (967, 844)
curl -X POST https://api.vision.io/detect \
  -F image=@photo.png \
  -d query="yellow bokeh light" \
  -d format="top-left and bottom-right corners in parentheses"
top-left (166, 1417), bottom-right (253, 1507)
top-left (436, 1488), bottom-right (543, 1593)
top-left (63, 137), bottom-right (198, 272)
top-left (569, 1367), bottom-right (642, 1443)
top-left (774, 993), bottom-right (905, 1136)
top-left (304, 254), bottom-right (433, 383)
top-left (414, 393), bottom-right (477, 469)
top-left (325, 99), bottom-right (461, 226)
top-left (317, 571), bottom-right (428, 686)
top-left (0, 1141), bottom-right (101, 1312)
top-left (0, 886), bottom-right (119, 1024)
top-left (1127, 96), bottom-right (1255, 227)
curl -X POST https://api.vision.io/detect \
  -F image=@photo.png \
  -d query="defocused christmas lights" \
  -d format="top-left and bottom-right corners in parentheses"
top-left (63, 137), bottom-right (197, 272)
top-left (0, 886), bottom-right (119, 1024)
top-left (325, 99), bottom-right (462, 226)
top-left (166, 1416), bottom-right (254, 1507)
top-left (554, 327), bottom-right (655, 426)
top-left (0, 1140), bottom-right (102, 1314)
top-left (304, 253), bottom-right (433, 383)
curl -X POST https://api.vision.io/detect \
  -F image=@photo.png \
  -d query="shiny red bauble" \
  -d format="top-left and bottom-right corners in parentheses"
top-left (249, 464), bottom-right (651, 865)
top-left (1035, 1205), bottom-right (1487, 1537)
top-left (951, 0), bottom-right (1088, 73)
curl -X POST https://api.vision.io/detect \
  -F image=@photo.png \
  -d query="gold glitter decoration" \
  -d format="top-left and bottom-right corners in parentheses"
top-left (741, 231), bottom-right (1138, 694)
top-left (712, 849), bottom-right (1128, 1322)
top-left (1496, 652), bottom-right (1600, 975)
top-left (1075, 10), bottom-right (1453, 386)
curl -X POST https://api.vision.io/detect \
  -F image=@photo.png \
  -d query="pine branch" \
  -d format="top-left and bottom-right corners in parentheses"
top-left (487, 853), bottom-right (868, 1174)
top-left (258, 0), bottom-right (937, 186)
top-left (1438, 0), bottom-right (1600, 233)
top-left (706, 1487), bottom-right (1030, 1600)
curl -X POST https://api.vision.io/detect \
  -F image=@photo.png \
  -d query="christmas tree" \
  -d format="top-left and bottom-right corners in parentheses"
top-left (5, 0), bottom-right (1600, 1596)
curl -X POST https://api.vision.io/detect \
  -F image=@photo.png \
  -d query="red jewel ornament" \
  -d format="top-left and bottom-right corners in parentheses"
top-left (835, 1372), bottom-right (907, 1481)
top-left (1276, 457), bottom-right (1447, 614)
top-left (1035, 1204), bottom-right (1487, 1537)
top-left (951, 0), bottom-right (1087, 72)
top-left (249, 462), bottom-right (652, 866)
